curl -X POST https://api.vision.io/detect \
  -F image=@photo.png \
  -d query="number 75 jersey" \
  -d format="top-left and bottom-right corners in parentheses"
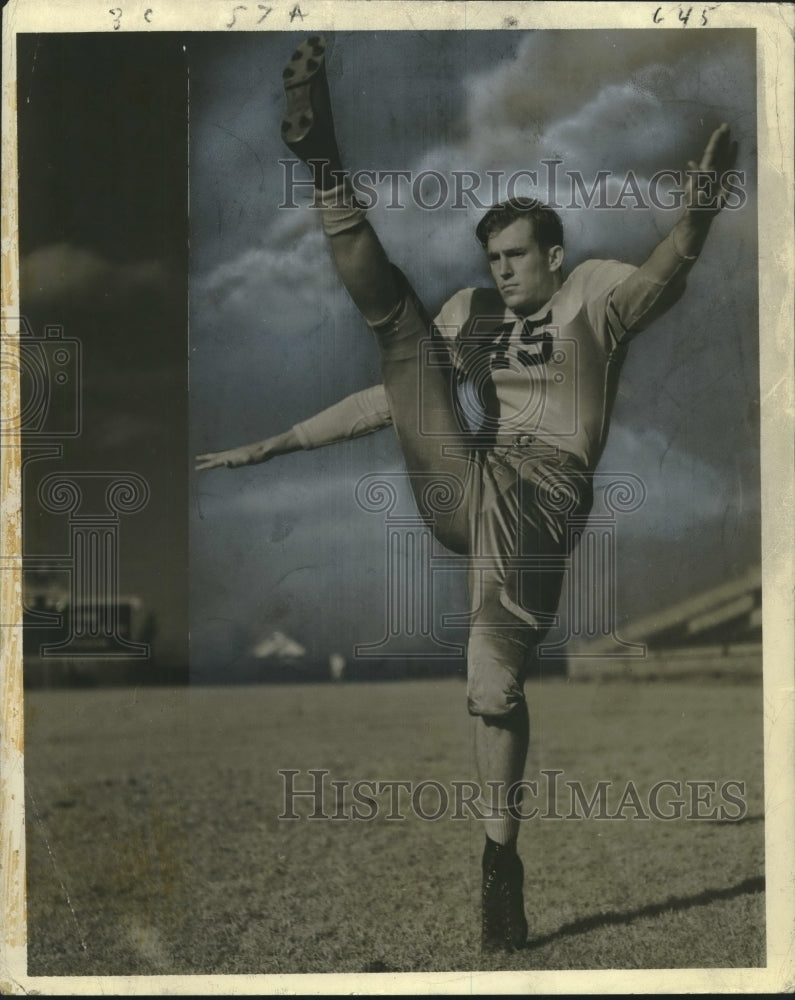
top-left (433, 258), bottom-right (668, 471)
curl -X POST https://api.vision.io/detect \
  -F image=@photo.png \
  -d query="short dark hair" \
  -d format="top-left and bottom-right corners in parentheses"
top-left (475, 197), bottom-right (564, 252)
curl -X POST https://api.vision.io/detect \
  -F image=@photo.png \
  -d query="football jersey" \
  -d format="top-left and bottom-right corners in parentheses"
top-left (435, 259), bottom-right (638, 469)
top-left (294, 259), bottom-right (673, 470)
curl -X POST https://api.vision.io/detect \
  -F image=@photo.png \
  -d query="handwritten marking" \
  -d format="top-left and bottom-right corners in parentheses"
top-left (652, 3), bottom-right (720, 25)
top-left (227, 4), bottom-right (247, 28)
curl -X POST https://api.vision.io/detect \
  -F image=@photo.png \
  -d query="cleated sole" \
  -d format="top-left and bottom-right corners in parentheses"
top-left (281, 36), bottom-right (328, 146)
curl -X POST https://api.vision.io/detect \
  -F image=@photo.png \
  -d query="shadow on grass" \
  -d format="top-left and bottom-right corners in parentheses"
top-left (528, 875), bottom-right (765, 949)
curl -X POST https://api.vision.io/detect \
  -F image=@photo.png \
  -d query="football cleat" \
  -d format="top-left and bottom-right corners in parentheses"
top-left (481, 837), bottom-right (528, 953)
top-left (281, 35), bottom-right (340, 164)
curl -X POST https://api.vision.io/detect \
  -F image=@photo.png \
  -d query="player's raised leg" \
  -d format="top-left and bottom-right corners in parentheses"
top-left (281, 36), bottom-right (471, 550)
top-left (282, 38), bottom-right (401, 320)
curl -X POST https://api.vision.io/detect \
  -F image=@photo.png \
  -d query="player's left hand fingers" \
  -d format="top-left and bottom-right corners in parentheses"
top-left (710, 132), bottom-right (737, 177)
top-left (687, 126), bottom-right (738, 211)
top-left (699, 122), bottom-right (731, 171)
top-left (700, 122), bottom-right (729, 170)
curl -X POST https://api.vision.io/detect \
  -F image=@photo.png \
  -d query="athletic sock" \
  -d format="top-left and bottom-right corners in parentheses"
top-left (483, 808), bottom-right (521, 846)
top-left (479, 775), bottom-right (524, 845)
top-left (314, 182), bottom-right (367, 236)
top-left (310, 158), bottom-right (345, 194)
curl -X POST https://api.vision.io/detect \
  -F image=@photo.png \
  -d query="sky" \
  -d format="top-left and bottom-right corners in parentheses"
top-left (189, 29), bottom-right (759, 678)
top-left (16, 29), bottom-right (760, 679)
top-left (18, 33), bottom-right (190, 673)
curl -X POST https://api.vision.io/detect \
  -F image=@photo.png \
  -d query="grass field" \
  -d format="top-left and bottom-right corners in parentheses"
top-left (22, 677), bottom-right (765, 976)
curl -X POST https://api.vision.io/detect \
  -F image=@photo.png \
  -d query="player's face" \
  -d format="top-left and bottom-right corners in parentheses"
top-left (486, 218), bottom-right (562, 316)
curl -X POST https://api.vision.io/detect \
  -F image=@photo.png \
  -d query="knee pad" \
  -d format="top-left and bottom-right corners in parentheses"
top-left (466, 629), bottom-right (529, 719)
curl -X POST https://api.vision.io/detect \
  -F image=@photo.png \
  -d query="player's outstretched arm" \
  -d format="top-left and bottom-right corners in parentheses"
top-left (194, 384), bottom-right (393, 471)
top-left (610, 123), bottom-right (739, 336)
top-left (195, 428), bottom-right (301, 471)
top-left (292, 384), bottom-right (392, 449)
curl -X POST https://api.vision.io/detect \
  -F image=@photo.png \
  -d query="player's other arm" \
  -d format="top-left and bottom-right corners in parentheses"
top-left (608, 123), bottom-right (739, 338)
top-left (194, 291), bottom-right (466, 471)
top-left (195, 427), bottom-right (303, 470)
top-left (195, 384), bottom-right (392, 470)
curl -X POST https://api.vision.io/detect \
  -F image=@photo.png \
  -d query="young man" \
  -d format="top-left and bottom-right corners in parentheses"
top-left (197, 35), bottom-right (737, 953)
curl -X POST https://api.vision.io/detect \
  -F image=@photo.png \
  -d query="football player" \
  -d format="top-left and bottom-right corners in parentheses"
top-left (197, 35), bottom-right (737, 954)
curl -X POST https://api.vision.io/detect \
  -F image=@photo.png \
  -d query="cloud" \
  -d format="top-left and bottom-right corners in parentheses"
top-left (20, 243), bottom-right (167, 304)
top-left (276, 36), bottom-right (754, 301)
top-left (193, 27), bottom-right (757, 346)
top-left (463, 30), bottom-right (754, 144)
top-left (199, 216), bottom-right (337, 310)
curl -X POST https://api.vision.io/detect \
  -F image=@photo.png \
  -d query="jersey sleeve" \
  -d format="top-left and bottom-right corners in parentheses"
top-left (574, 260), bottom-right (636, 351)
top-left (292, 384), bottom-right (392, 450)
top-left (582, 257), bottom-right (688, 349)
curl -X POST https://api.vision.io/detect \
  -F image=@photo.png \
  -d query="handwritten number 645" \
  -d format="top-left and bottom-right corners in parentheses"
top-left (653, 5), bottom-right (719, 25)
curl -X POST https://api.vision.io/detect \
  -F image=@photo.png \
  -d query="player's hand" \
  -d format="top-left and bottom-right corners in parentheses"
top-left (195, 446), bottom-right (263, 470)
top-left (683, 123), bottom-right (739, 215)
